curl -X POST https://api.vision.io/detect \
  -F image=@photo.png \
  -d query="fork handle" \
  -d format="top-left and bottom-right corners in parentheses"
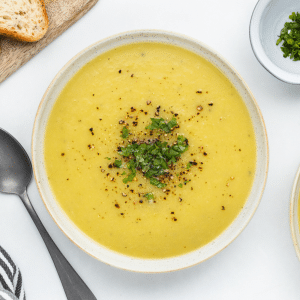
top-left (19, 190), bottom-right (97, 300)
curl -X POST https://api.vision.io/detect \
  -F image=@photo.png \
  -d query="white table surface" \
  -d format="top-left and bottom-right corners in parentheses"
top-left (1, 0), bottom-right (300, 299)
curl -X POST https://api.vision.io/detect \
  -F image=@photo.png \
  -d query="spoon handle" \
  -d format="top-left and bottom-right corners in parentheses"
top-left (19, 190), bottom-right (97, 300)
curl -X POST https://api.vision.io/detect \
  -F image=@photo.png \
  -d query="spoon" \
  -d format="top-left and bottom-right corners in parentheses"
top-left (0, 128), bottom-right (97, 300)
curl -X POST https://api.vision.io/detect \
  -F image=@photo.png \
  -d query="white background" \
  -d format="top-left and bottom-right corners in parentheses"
top-left (1, 0), bottom-right (300, 299)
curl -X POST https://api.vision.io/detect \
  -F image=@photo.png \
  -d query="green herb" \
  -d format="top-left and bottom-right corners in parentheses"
top-left (105, 157), bottom-right (111, 160)
top-left (145, 117), bottom-right (177, 133)
top-left (123, 171), bottom-right (136, 184)
top-left (150, 178), bottom-right (167, 188)
top-left (121, 171), bottom-right (126, 175)
top-left (121, 126), bottom-right (129, 139)
top-left (114, 159), bottom-right (122, 168)
top-left (144, 193), bottom-right (155, 200)
top-left (123, 159), bottom-right (137, 183)
top-left (118, 135), bottom-right (188, 188)
top-left (276, 12), bottom-right (300, 61)
top-left (178, 183), bottom-right (183, 188)
top-left (187, 162), bottom-right (192, 170)
top-left (114, 114), bottom-right (191, 189)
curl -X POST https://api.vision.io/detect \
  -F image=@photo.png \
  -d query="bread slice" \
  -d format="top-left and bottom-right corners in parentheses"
top-left (0, 0), bottom-right (49, 42)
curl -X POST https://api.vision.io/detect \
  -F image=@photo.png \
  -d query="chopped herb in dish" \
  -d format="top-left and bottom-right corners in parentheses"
top-left (145, 117), bottom-right (177, 133)
top-left (114, 159), bottom-right (122, 168)
top-left (119, 135), bottom-right (188, 187)
top-left (116, 116), bottom-right (188, 188)
top-left (121, 126), bottom-right (129, 138)
top-left (276, 12), bottom-right (300, 61)
top-left (144, 193), bottom-right (155, 200)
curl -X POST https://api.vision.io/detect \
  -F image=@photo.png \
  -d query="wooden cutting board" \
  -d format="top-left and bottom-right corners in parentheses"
top-left (0, 0), bottom-right (98, 83)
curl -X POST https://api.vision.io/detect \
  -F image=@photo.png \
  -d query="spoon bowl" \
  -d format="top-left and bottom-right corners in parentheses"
top-left (0, 129), bottom-right (31, 195)
top-left (0, 128), bottom-right (96, 300)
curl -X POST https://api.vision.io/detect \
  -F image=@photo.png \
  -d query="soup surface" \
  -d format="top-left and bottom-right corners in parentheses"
top-left (44, 42), bottom-right (256, 259)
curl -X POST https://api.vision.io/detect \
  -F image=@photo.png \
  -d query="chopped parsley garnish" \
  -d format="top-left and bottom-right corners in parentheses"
top-left (114, 159), bottom-right (122, 168)
top-left (150, 177), bottom-right (167, 188)
top-left (123, 171), bottom-right (136, 184)
top-left (105, 157), bottom-right (111, 160)
top-left (111, 114), bottom-right (191, 189)
top-left (145, 117), bottom-right (177, 133)
top-left (276, 12), bottom-right (300, 61)
top-left (121, 126), bottom-right (129, 139)
top-left (144, 193), bottom-right (154, 200)
top-left (178, 183), bottom-right (183, 188)
top-left (119, 134), bottom-right (188, 187)
top-left (187, 162), bottom-right (192, 170)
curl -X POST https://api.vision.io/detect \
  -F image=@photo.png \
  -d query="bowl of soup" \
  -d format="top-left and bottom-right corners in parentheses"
top-left (32, 30), bottom-right (268, 272)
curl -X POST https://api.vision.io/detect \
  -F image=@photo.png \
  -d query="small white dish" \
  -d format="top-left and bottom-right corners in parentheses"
top-left (250, 0), bottom-right (300, 84)
top-left (32, 30), bottom-right (269, 273)
top-left (290, 165), bottom-right (300, 260)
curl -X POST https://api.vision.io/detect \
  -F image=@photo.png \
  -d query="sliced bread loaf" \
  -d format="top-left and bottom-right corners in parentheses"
top-left (0, 0), bottom-right (49, 42)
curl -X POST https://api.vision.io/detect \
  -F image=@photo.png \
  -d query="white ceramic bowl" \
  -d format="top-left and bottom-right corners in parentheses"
top-left (250, 0), bottom-right (300, 84)
top-left (32, 30), bottom-right (269, 273)
top-left (290, 165), bottom-right (300, 260)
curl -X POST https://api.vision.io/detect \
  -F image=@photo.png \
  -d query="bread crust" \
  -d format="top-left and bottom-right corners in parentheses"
top-left (0, 0), bottom-right (49, 42)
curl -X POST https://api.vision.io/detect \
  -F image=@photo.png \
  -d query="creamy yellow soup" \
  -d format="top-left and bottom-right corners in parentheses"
top-left (44, 42), bottom-right (256, 259)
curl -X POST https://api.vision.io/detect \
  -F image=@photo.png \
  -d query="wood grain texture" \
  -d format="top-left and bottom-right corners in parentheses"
top-left (0, 0), bottom-right (98, 83)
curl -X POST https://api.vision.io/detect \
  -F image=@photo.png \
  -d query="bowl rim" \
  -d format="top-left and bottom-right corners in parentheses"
top-left (290, 164), bottom-right (300, 260)
top-left (32, 29), bottom-right (269, 273)
top-left (249, 0), bottom-right (300, 85)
